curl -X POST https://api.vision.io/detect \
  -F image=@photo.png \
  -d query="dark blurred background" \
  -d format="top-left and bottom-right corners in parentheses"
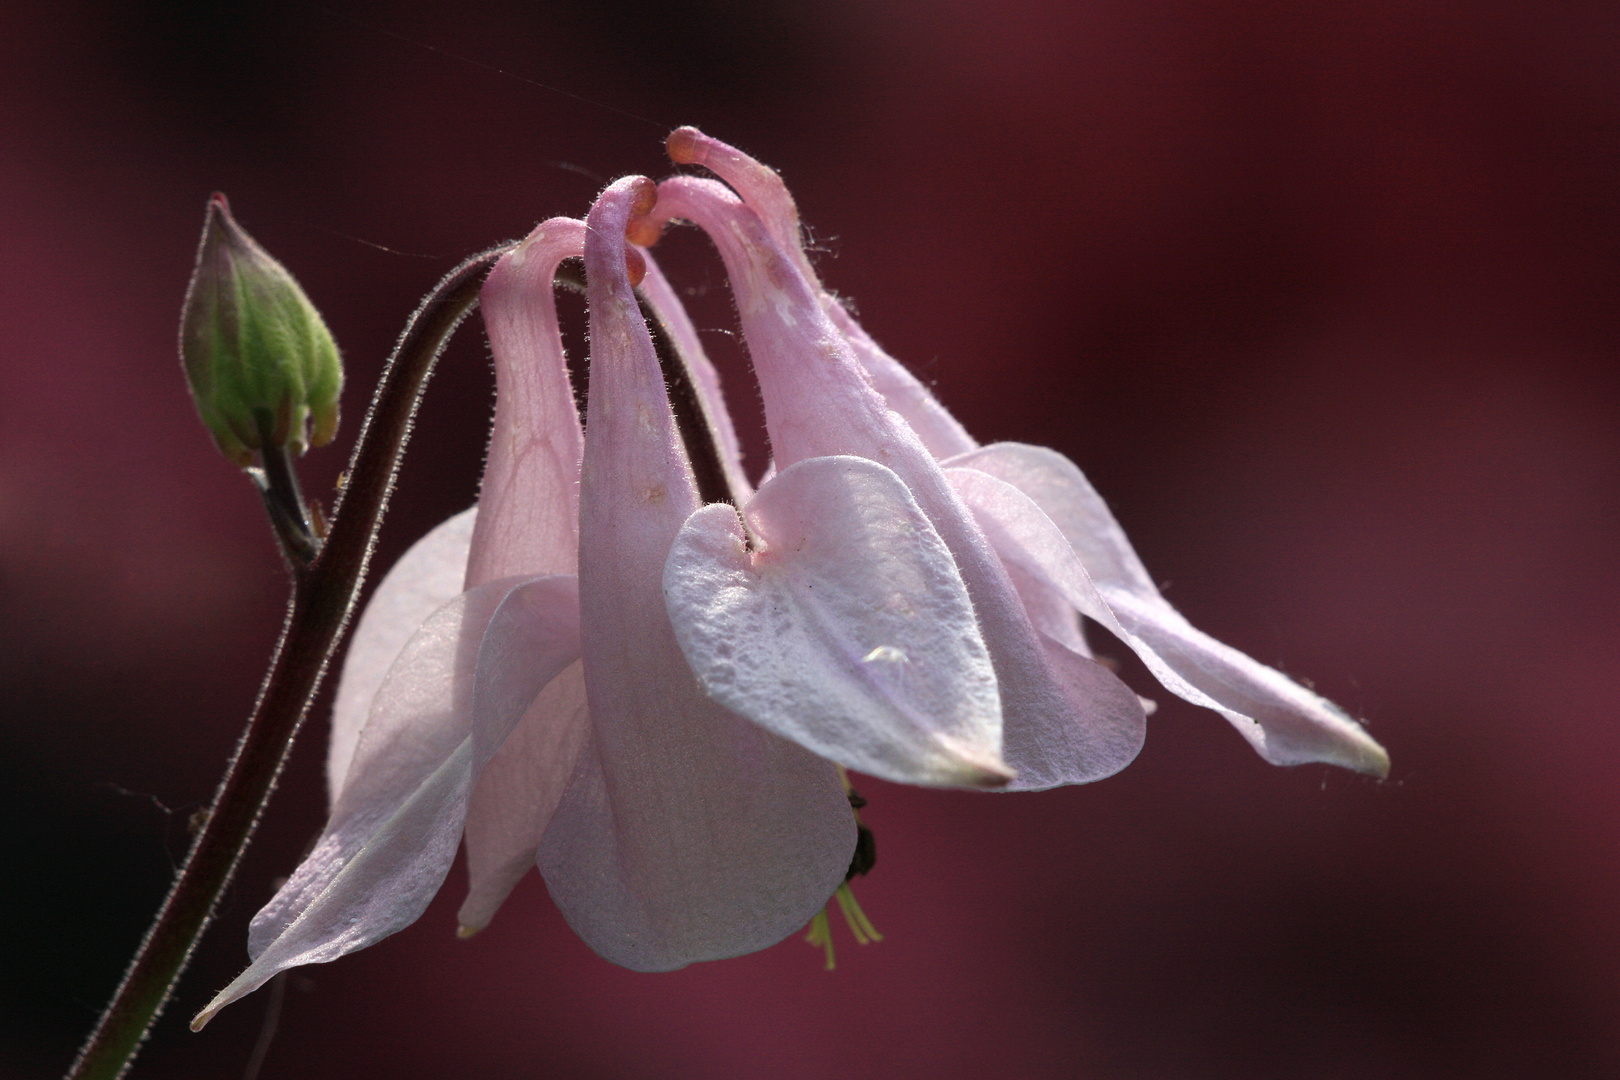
top-left (3, 1), bottom-right (1617, 1077)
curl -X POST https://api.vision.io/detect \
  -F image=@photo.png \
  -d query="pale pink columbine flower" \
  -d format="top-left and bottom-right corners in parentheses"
top-left (197, 131), bottom-right (1387, 1026)
top-left (650, 127), bottom-right (1389, 779)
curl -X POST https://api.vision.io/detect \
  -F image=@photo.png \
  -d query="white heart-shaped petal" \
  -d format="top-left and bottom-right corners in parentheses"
top-left (665, 455), bottom-right (1009, 787)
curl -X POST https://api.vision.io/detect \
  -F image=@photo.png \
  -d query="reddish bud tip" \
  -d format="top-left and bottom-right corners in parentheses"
top-left (625, 216), bottom-right (664, 248)
top-left (666, 126), bottom-right (707, 166)
top-left (622, 176), bottom-right (661, 249)
top-left (626, 176), bottom-right (658, 221)
top-left (625, 246), bottom-right (647, 288)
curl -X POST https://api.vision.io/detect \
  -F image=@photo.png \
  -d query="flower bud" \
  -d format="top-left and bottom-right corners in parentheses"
top-left (180, 193), bottom-right (341, 466)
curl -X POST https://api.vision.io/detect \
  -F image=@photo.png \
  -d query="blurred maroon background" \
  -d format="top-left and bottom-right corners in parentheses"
top-left (3, 1), bottom-right (1617, 1077)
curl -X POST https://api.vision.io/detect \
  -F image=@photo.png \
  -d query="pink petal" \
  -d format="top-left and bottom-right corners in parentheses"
top-left (827, 304), bottom-right (979, 460)
top-left (457, 662), bottom-right (588, 933)
top-left (946, 447), bottom-right (1390, 777)
top-left (538, 178), bottom-right (852, 971)
top-left (666, 126), bottom-right (811, 280)
top-left (652, 175), bottom-right (888, 468)
top-left (665, 455), bottom-right (1008, 787)
top-left (664, 126), bottom-right (976, 459)
top-left (468, 217), bottom-right (586, 586)
top-left (327, 507), bottom-right (476, 801)
top-left (195, 574), bottom-right (582, 1027)
top-left (1009, 630), bottom-right (1147, 789)
top-left (943, 443), bottom-right (1158, 595)
top-left (1004, 556), bottom-right (1090, 656)
top-left (635, 248), bottom-right (753, 502)
top-left (455, 218), bottom-right (595, 928)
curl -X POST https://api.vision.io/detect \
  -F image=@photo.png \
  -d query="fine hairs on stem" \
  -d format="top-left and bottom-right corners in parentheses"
top-left (65, 242), bottom-right (513, 1080)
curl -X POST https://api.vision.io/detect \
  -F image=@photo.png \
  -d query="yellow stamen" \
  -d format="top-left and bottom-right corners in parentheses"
top-left (803, 766), bottom-right (883, 968)
top-left (833, 882), bottom-right (883, 944)
top-left (803, 881), bottom-right (883, 969)
top-left (803, 908), bottom-right (835, 970)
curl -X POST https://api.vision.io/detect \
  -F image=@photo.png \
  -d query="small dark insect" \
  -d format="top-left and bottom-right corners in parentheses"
top-left (845, 824), bottom-right (877, 881)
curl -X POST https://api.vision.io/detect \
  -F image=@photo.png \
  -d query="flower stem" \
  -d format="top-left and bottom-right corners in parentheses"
top-left (64, 242), bottom-right (514, 1080)
top-left (249, 411), bottom-right (320, 566)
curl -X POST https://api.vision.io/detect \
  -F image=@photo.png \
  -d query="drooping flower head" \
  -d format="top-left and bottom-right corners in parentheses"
top-left (196, 128), bottom-right (1387, 1028)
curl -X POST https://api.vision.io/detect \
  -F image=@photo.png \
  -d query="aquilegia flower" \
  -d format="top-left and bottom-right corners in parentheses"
top-left (196, 131), bottom-right (1387, 1027)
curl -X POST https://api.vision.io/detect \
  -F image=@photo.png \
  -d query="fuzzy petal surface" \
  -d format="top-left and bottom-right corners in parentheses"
top-left (195, 575), bottom-right (582, 1027)
top-left (663, 126), bottom-right (976, 459)
top-left (665, 455), bottom-right (1007, 787)
top-left (826, 304), bottom-right (979, 460)
top-left (468, 217), bottom-right (585, 587)
top-left (947, 448), bottom-right (1389, 777)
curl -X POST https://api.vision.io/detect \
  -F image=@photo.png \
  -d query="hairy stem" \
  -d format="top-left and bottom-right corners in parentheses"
top-left (250, 410), bottom-right (320, 567)
top-left (65, 242), bottom-right (514, 1080)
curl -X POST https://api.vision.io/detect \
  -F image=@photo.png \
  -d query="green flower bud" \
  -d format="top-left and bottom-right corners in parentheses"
top-left (180, 193), bottom-right (342, 466)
